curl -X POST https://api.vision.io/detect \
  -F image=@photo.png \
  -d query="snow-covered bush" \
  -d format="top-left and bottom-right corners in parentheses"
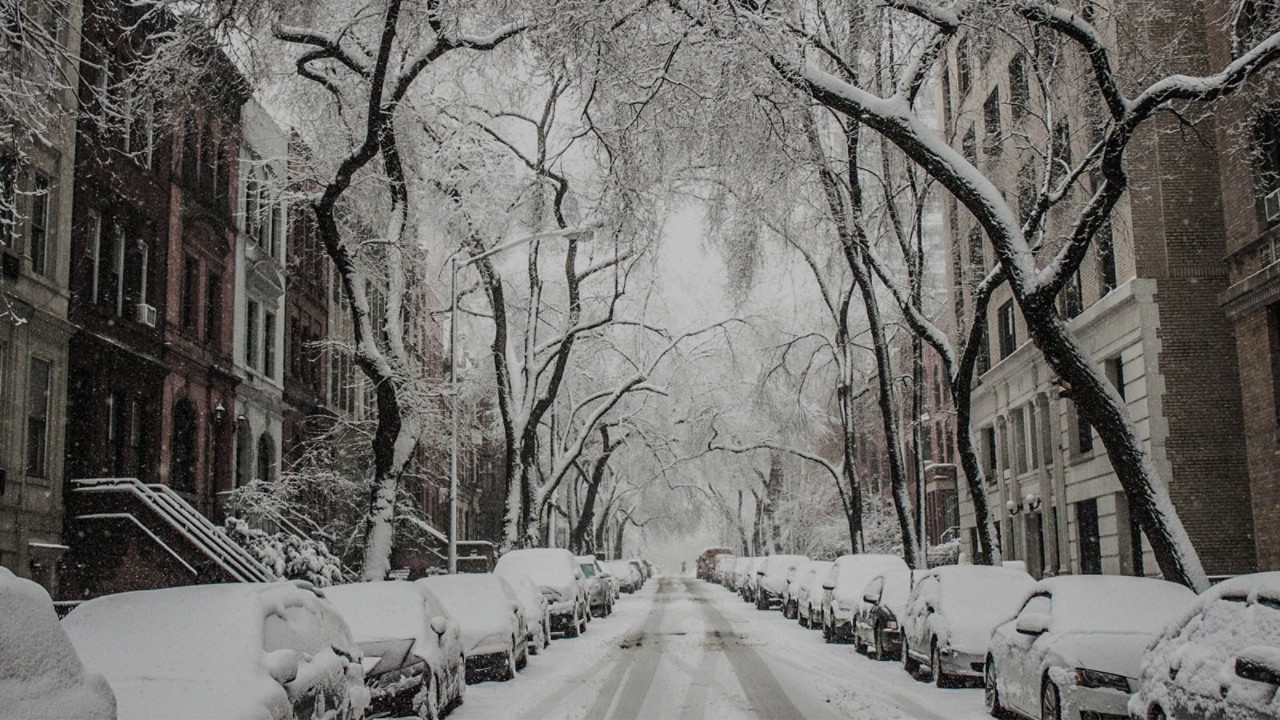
top-left (224, 517), bottom-right (346, 586)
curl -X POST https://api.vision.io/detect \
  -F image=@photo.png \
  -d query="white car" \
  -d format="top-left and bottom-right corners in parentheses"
top-left (62, 580), bottom-right (369, 720)
top-left (743, 556), bottom-right (768, 603)
top-left (501, 572), bottom-right (552, 655)
top-left (0, 567), bottom-right (115, 720)
top-left (416, 574), bottom-right (527, 684)
top-left (729, 557), bottom-right (754, 592)
top-left (323, 581), bottom-right (468, 719)
top-left (853, 569), bottom-right (914, 660)
top-left (796, 560), bottom-right (833, 629)
top-left (985, 575), bottom-right (1194, 720)
top-left (1129, 571), bottom-right (1280, 720)
top-left (495, 548), bottom-right (589, 637)
top-left (820, 554), bottom-right (909, 643)
top-left (576, 555), bottom-right (614, 617)
top-left (755, 554), bottom-right (809, 610)
top-left (901, 564), bottom-right (1034, 687)
top-left (604, 560), bottom-right (641, 593)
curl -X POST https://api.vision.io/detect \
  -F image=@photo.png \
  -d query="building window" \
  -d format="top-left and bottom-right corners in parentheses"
top-left (1017, 161), bottom-right (1037, 226)
top-left (1011, 407), bottom-right (1028, 475)
top-left (983, 87), bottom-right (1002, 157)
top-left (129, 399), bottom-right (143, 478)
top-left (1075, 498), bottom-right (1102, 575)
top-left (967, 226), bottom-right (984, 267)
top-left (206, 273), bottom-right (221, 343)
top-left (956, 38), bottom-right (972, 96)
top-left (107, 224), bottom-right (125, 314)
top-left (997, 300), bottom-right (1016, 359)
top-left (263, 311), bottom-right (276, 380)
top-left (0, 155), bottom-right (16, 246)
top-left (1060, 270), bottom-right (1084, 319)
top-left (1252, 105), bottom-right (1280, 226)
top-left (182, 257), bottom-right (199, 330)
top-left (982, 425), bottom-right (997, 481)
top-left (1052, 119), bottom-right (1072, 183)
top-left (29, 174), bottom-right (49, 276)
top-left (1107, 357), bottom-right (1127, 402)
top-left (1008, 53), bottom-right (1029, 121)
top-left (86, 211), bottom-right (102, 303)
top-left (1074, 400), bottom-right (1094, 454)
top-left (256, 432), bottom-right (275, 483)
top-left (246, 300), bottom-right (259, 370)
top-left (962, 126), bottom-right (977, 165)
top-left (1097, 222), bottom-right (1117, 293)
top-left (106, 392), bottom-right (122, 475)
top-left (25, 357), bottom-right (51, 477)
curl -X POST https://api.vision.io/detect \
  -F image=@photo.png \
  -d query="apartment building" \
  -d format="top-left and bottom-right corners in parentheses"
top-left (1208, 0), bottom-right (1280, 571)
top-left (942, 0), bottom-right (1254, 579)
top-left (0, 0), bottom-right (83, 593)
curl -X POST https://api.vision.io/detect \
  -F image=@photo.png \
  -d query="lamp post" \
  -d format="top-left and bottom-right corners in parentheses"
top-left (447, 226), bottom-right (594, 573)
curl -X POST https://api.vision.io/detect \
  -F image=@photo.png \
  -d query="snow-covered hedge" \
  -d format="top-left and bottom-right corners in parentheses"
top-left (224, 517), bottom-right (347, 586)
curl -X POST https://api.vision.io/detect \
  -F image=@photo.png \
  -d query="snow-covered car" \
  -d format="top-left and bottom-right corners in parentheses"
top-left (756, 554), bottom-right (809, 610)
top-left (323, 581), bottom-right (467, 719)
top-left (62, 580), bottom-right (369, 720)
top-left (853, 569), bottom-right (913, 660)
top-left (742, 556), bottom-right (768, 603)
top-left (901, 564), bottom-right (1034, 687)
top-left (984, 575), bottom-right (1194, 720)
top-left (820, 554), bottom-right (909, 643)
top-left (728, 557), bottom-right (752, 592)
top-left (501, 572), bottom-right (552, 655)
top-left (629, 559), bottom-right (648, 588)
top-left (1128, 571), bottom-right (1280, 720)
top-left (416, 574), bottom-right (527, 684)
top-left (576, 555), bottom-right (613, 617)
top-left (0, 567), bottom-right (116, 720)
top-left (605, 560), bottom-right (641, 593)
top-left (495, 548), bottom-right (589, 637)
top-left (715, 554), bottom-right (738, 585)
top-left (796, 560), bottom-right (833, 629)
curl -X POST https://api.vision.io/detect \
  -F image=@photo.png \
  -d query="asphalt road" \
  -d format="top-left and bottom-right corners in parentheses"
top-left (449, 576), bottom-right (988, 719)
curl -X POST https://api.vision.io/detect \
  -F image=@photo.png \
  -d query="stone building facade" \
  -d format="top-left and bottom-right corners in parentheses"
top-left (0, 0), bottom-right (83, 594)
top-left (942, 0), bottom-right (1254, 579)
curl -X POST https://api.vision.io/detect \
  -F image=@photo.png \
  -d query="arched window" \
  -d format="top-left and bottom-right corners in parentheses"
top-left (256, 432), bottom-right (276, 484)
top-left (171, 399), bottom-right (196, 492)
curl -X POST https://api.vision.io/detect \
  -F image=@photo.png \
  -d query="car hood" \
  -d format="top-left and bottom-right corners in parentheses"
top-left (1045, 632), bottom-right (1149, 679)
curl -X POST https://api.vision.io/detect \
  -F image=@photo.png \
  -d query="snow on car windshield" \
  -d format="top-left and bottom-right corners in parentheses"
top-left (937, 567), bottom-right (1034, 627)
top-left (496, 550), bottom-right (575, 588)
top-left (323, 583), bottom-right (427, 649)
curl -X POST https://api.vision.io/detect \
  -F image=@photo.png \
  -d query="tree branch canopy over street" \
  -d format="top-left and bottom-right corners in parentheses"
top-left (20, 0), bottom-right (1279, 590)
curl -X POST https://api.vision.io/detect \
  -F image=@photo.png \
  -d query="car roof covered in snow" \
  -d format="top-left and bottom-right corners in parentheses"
top-left (1034, 575), bottom-right (1195, 635)
top-left (0, 568), bottom-right (115, 720)
top-left (496, 549), bottom-right (578, 589)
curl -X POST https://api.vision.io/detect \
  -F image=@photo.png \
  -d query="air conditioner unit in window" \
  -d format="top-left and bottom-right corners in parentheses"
top-left (135, 302), bottom-right (157, 327)
top-left (1266, 188), bottom-right (1280, 225)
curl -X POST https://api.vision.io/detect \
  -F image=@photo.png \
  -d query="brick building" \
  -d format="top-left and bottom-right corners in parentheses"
top-left (0, 0), bottom-right (83, 594)
top-left (1209, 0), bottom-right (1280, 571)
top-left (942, 0), bottom-right (1254, 579)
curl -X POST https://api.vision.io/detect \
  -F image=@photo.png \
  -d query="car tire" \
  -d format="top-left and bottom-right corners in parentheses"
top-left (1147, 707), bottom-right (1167, 720)
top-left (902, 641), bottom-right (920, 676)
top-left (798, 611), bottom-right (808, 628)
top-left (931, 643), bottom-right (953, 688)
top-left (822, 617), bottom-right (833, 643)
top-left (1040, 679), bottom-right (1062, 720)
top-left (869, 625), bottom-right (881, 660)
top-left (543, 620), bottom-right (551, 649)
top-left (500, 644), bottom-right (517, 681)
top-left (984, 657), bottom-right (1010, 719)
top-left (565, 609), bottom-right (581, 638)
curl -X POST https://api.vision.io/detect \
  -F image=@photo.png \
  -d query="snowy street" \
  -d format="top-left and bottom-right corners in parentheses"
top-left (446, 577), bottom-right (986, 720)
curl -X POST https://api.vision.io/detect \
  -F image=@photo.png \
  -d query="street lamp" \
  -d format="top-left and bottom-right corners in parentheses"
top-left (447, 226), bottom-right (595, 573)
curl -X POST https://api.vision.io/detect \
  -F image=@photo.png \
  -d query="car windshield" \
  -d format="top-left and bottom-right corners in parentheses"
top-left (1051, 577), bottom-right (1194, 634)
top-left (938, 568), bottom-right (1033, 623)
top-left (496, 551), bottom-right (575, 588)
top-left (580, 563), bottom-right (597, 578)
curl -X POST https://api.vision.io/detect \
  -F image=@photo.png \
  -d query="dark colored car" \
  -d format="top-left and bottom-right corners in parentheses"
top-left (854, 569), bottom-right (912, 661)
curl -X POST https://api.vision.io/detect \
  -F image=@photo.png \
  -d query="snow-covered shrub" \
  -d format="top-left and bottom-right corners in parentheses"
top-left (224, 517), bottom-right (346, 586)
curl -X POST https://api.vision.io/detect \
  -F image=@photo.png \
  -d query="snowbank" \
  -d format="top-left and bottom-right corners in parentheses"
top-left (0, 568), bottom-right (115, 720)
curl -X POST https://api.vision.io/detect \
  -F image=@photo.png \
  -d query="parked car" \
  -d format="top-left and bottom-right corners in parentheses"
top-left (901, 564), bottom-right (1034, 687)
top-left (576, 555), bottom-right (613, 617)
top-left (416, 574), bottom-right (527, 684)
top-left (500, 572), bottom-right (552, 655)
top-left (728, 557), bottom-right (753, 592)
top-left (1129, 571), bottom-right (1280, 720)
top-left (742, 556), bottom-right (768, 603)
top-left (324, 581), bottom-right (467, 719)
top-left (604, 560), bottom-right (641, 593)
top-left (495, 548), bottom-right (589, 637)
top-left (984, 575), bottom-right (1193, 720)
top-left (796, 560), bottom-right (834, 630)
top-left (781, 561), bottom-right (809, 619)
top-left (715, 554), bottom-right (738, 585)
top-left (756, 554), bottom-right (809, 610)
top-left (821, 554), bottom-right (909, 643)
top-left (62, 580), bottom-right (369, 720)
top-left (0, 567), bottom-right (116, 720)
top-left (853, 569), bottom-right (913, 660)
top-left (629, 559), bottom-right (648, 588)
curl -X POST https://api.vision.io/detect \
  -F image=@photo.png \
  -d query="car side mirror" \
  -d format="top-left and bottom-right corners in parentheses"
top-left (1235, 648), bottom-right (1280, 686)
top-left (1015, 613), bottom-right (1050, 637)
top-left (822, 582), bottom-right (835, 591)
top-left (430, 616), bottom-right (448, 638)
top-left (264, 648), bottom-right (300, 686)
top-left (511, 602), bottom-right (522, 614)
top-left (863, 593), bottom-right (877, 605)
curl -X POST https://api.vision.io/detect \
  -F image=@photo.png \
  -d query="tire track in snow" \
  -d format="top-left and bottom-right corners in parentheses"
top-left (580, 577), bottom-right (671, 719)
top-left (684, 579), bottom-right (807, 719)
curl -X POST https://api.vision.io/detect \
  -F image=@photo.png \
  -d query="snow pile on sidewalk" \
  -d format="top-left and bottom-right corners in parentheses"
top-left (0, 567), bottom-right (115, 720)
